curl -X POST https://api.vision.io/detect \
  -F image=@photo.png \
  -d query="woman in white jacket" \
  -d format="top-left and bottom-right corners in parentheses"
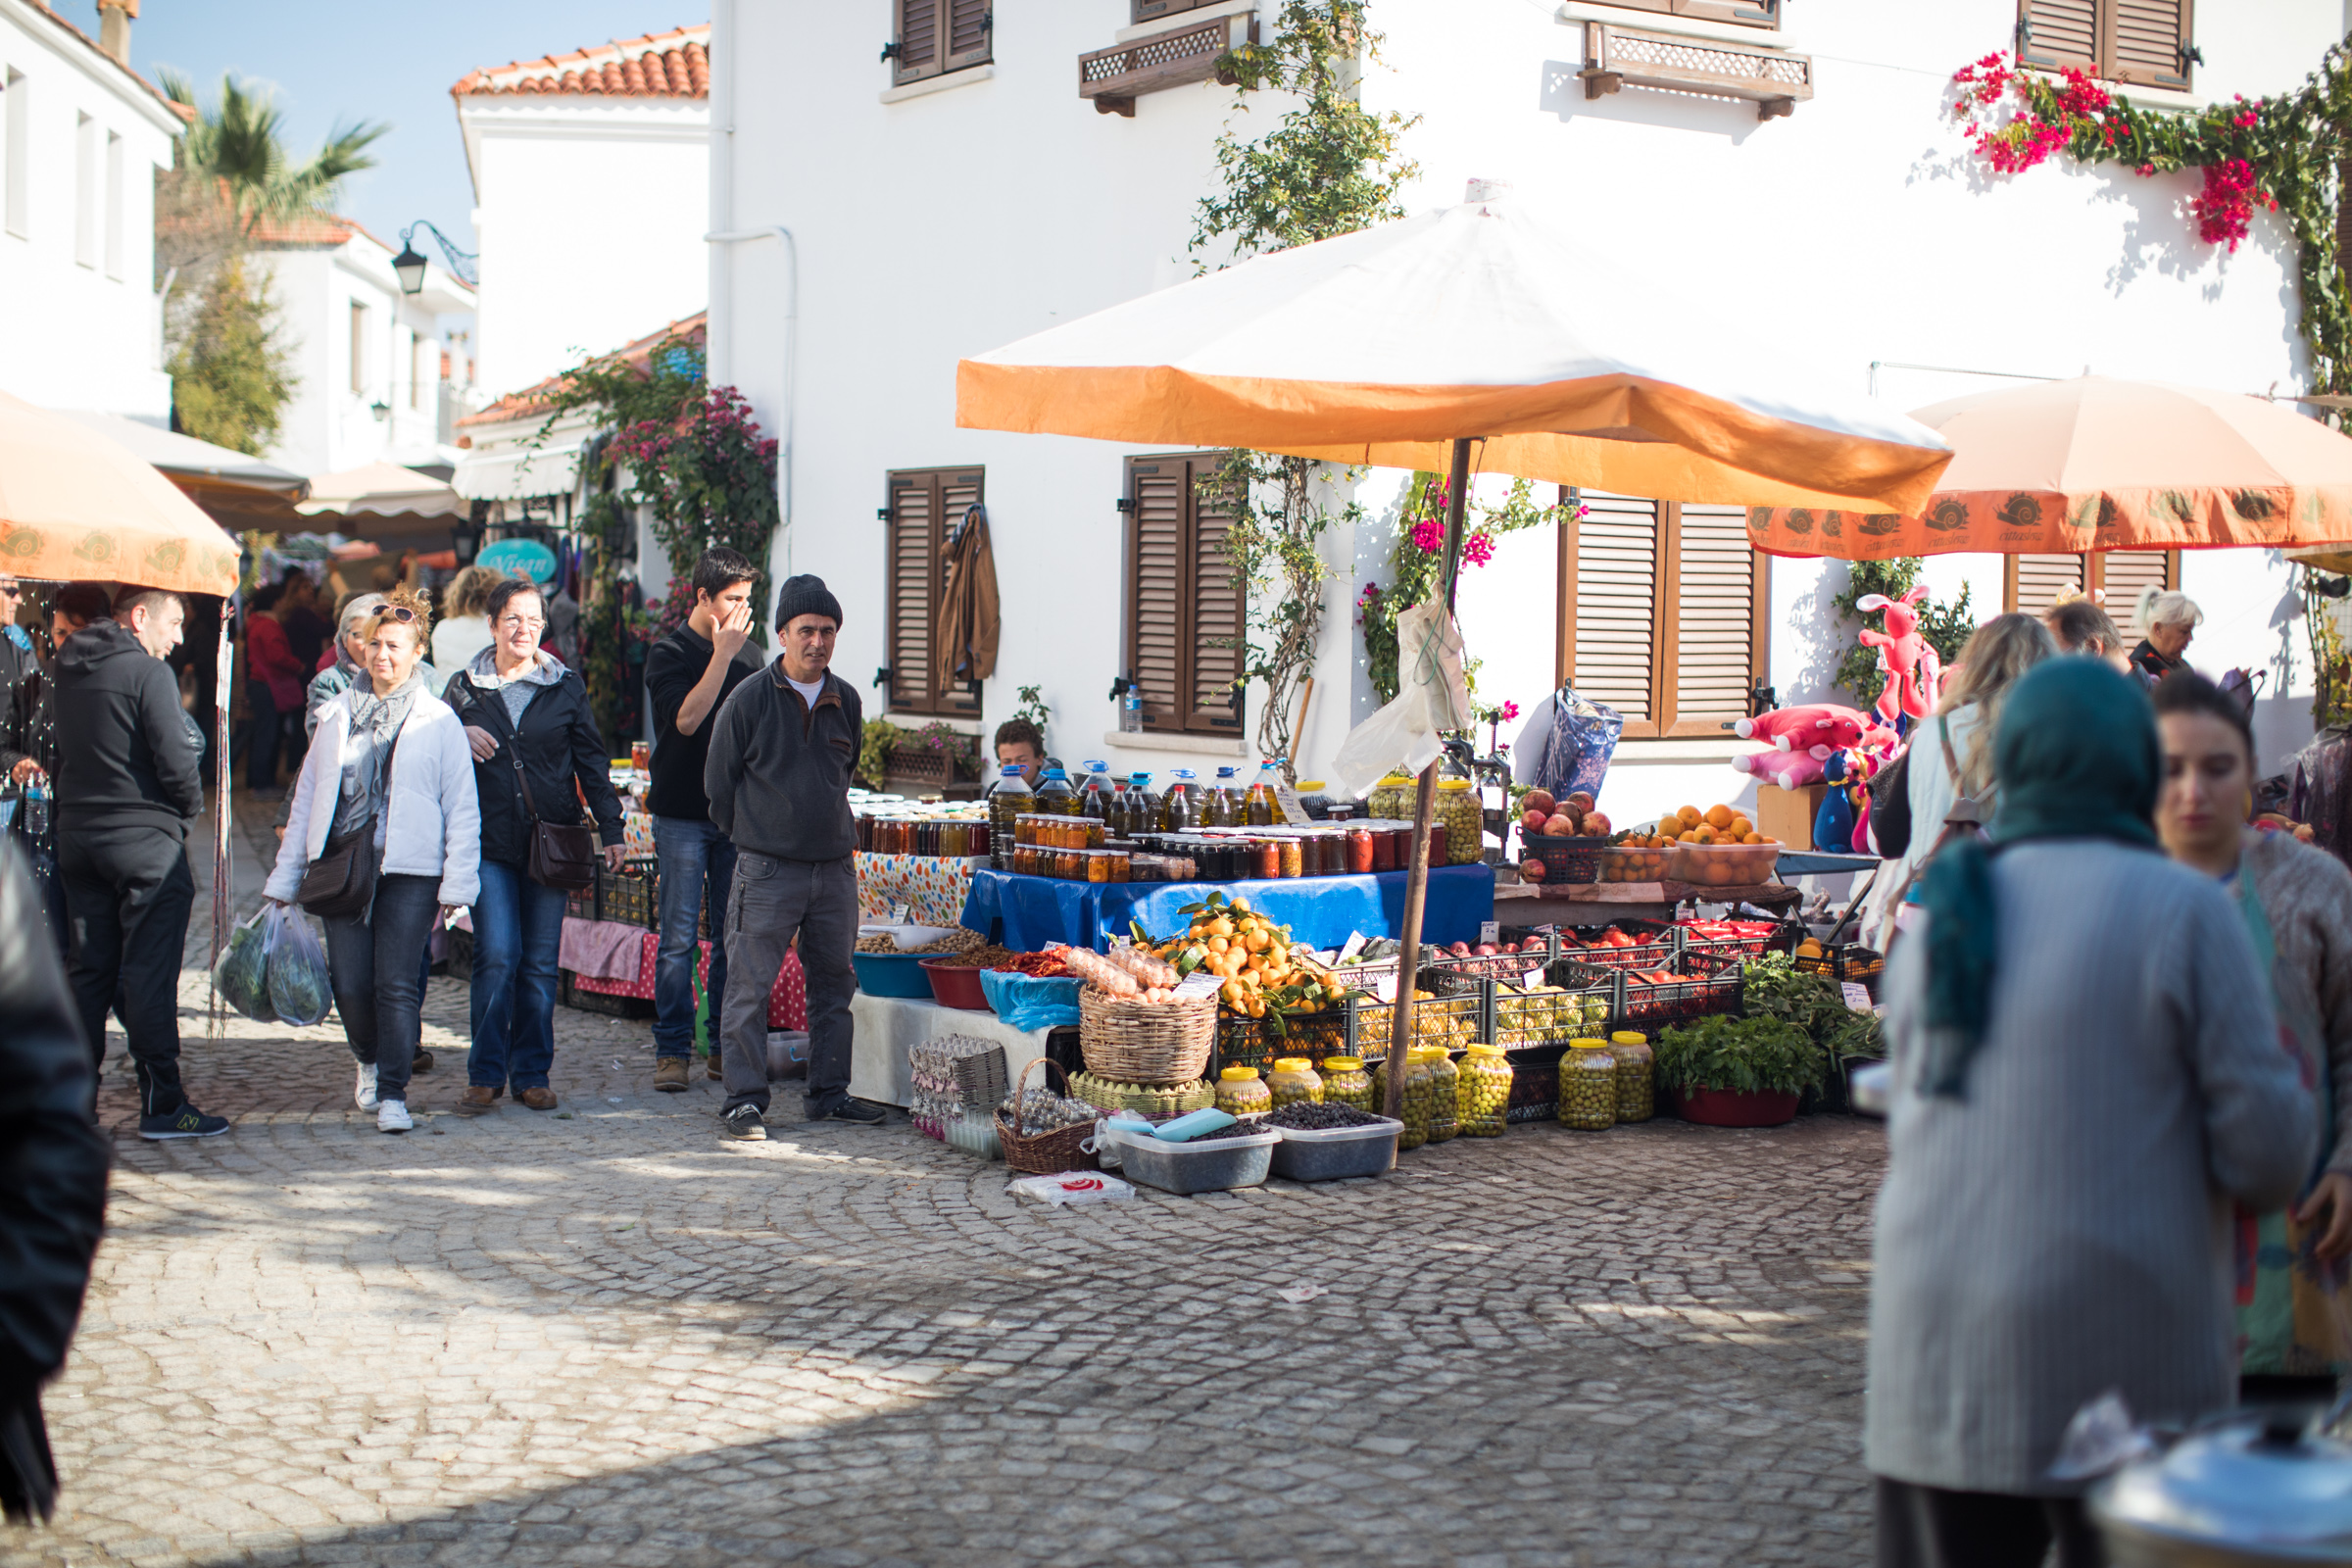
top-left (265, 588), bottom-right (480, 1133)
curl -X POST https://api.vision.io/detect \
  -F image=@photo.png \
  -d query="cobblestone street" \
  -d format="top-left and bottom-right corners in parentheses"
top-left (5, 810), bottom-right (1889, 1568)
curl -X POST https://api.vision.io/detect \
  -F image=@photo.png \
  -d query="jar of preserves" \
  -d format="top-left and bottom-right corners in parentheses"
top-left (1371, 826), bottom-right (1397, 872)
top-left (1427, 820), bottom-right (1449, 867)
top-left (1373, 1052), bottom-right (1434, 1150)
top-left (1348, 827), bottom-right (1375, 874)
top-left (1278, 836), bottom-right (1303, 878)
top-left (1609, 1031), bottom-right (1655, 1123)
top-left (1558, 1039), bottom-right (1618, 1130)
top-left (1214, 1065), bottom-right (1272, 1119)
top-left (1105, 850), bottom-right (1131, 883)
top-left (1437, 779), bottom-right (1484, 865)
top-left (1266, 1056), bottom-right (1323, 1108)
top-left (1320, 1055), bottom-right (1374, 1111)
top-left (1253, 839), bottom-right (1281, 880)
top-left (1086, 850), bottom-right (1111, 884)
top-left (1422, 1046), bottom-right (1460, 1143)
top-left (1459, 1043), bottom-right (1512, 1137)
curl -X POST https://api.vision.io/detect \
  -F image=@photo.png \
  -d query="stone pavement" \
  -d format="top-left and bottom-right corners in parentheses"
top-left (4, 795), bottom-right (1889, 1568)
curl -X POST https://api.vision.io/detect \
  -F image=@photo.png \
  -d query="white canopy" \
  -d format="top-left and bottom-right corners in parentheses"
top-left (295, 461), bottom-right (464, 518)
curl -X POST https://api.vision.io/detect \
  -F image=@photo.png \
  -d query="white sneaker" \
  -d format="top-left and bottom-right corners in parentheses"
top-left (377, 1099), bottom-right (413, 1134)
top-left (355, 1062), bottom-right (378, 1109)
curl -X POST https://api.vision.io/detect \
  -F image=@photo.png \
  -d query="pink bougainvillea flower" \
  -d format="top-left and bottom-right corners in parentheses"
top-left (1499, 701), bottom-right (1520, 724)
top-left (1462, 530), bottom-right (1495, 567)
top-left (1411, 518), bottom-right (1445, 554)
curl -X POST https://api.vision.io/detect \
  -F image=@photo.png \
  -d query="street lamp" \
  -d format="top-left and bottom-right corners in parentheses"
top-left (391, 220), bottom-right (478, 295)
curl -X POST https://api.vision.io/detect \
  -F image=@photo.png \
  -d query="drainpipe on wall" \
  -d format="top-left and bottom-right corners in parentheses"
top-left (98, 0), bottom-right (135, 65)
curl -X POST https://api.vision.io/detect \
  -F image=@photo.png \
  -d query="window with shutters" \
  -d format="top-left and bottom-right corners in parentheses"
top-left (1580, 0), bottom-right (1781, 27)
top-left (883, 466), bottom-right (985, 717)
top-left (890, 0), bottom-right (992, 86)
top-left (1123, 453), bottom-right (1246, 736)
top-left (2018, 0), bottom-right (2192, 91)
top-left (1555, 492), bottom-right (1769, 739)
top-left (2001, 550), bottom-right (2180, 616)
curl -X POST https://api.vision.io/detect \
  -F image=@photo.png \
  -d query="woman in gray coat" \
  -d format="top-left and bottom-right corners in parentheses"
top-left (1867, 658), bottom-right (2316, 1568)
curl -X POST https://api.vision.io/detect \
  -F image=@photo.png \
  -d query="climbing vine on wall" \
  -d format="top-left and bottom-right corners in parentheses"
top-left (1949, 44), bottom-right (2352, 391)
top-left (1356, 474), bottom-right (1577, 705)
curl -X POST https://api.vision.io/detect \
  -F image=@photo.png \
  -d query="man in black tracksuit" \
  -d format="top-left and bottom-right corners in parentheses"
top-left (53, 589), bottom-right (226, 1140)
top-left (705, 574), bottom-right (882, 1139)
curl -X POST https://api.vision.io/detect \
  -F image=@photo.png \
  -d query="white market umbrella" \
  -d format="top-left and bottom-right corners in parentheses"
top-left (295, 461), bottom-right (464, 519)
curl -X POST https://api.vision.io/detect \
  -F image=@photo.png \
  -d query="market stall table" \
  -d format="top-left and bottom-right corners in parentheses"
top-left (961, 863), bottom-right (1495, 953)
top-left (1494, 878), bottom-right (1799, 929)
top-left (848, 992), bottom-right (1055, 1108)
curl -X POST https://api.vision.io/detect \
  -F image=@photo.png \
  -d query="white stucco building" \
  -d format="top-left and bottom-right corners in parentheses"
top-left (454, 25), bottom-right (710, 403)
top-left (247, 214), bottom-right (476, 478)
top-left (0, 0), bottom-right (182, 420)
top-left (710, 0), bottom-right (2345, 827)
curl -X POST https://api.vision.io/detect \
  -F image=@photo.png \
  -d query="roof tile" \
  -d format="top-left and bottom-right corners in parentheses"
top-left (459, 312), bottom-right (709, 429)
top-left (452, 24), bottom-right (710, 101)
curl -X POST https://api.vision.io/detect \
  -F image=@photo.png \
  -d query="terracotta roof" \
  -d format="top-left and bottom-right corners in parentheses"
top-left (459, 311), bottom-right (709, 429)
top-left (246, 212), bottom-right (383, 250)
top-left (451, 24), bottom-right (710, 100)
top-left (21, 1), bottom-right (194, 122)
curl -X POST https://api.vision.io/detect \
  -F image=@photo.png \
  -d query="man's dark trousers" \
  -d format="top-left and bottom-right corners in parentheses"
top-left (61, 821), bottom-right (193, 1116)
top-left (718, 851), bottom-right (857, 1117)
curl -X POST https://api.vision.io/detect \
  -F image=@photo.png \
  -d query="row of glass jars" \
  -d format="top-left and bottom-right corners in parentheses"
top-left (1558, 1031), bottom-right (1655, 1129)
top-left (1007, 845), bottom-right (1132, 882)
top-left (1014, 813), bottom-right (1107, 850)
top-left (858, 816), bottom-right (993, 857)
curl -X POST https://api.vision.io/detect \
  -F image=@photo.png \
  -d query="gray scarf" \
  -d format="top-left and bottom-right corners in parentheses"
top-left (337, 670), bottom-right (424, 841)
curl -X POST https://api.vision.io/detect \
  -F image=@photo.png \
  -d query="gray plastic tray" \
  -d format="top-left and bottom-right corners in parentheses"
top-left (1268, 1116), bottom-right (1402, 1182)
top-left (1115, 1126), bottom-right (1280, 1195)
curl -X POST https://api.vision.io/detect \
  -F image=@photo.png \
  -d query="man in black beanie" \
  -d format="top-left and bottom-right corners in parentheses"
top-left (704, 574), bottom-right (885, 1138)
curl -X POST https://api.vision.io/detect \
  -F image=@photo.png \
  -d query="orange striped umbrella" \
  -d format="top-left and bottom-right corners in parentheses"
top-left (0, 389), bottom-right (240, 594)
top-left (1744, 376), bottom-right (2352, 561)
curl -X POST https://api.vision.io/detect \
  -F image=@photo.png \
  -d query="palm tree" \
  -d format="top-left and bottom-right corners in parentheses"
top-left (158, 71), bottom-right (386, 235)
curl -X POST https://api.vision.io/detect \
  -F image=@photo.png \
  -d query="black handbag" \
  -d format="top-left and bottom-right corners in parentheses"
top-left (297, 817), bottom-right (377, 918)
top-left (511, 749), bottom-right (597, 893)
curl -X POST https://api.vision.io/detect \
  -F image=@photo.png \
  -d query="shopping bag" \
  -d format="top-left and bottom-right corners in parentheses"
top-left (978, 969), bottom-right (1081, 1032)
top-left (1536, 685), bottom-right (1624, 801)
top-left (265, 904), bottom-right (335, 1027)
top-left (1328, 602), bottom-right (1473, 801)
top-left (211, 907), bottom-right (277, 1023)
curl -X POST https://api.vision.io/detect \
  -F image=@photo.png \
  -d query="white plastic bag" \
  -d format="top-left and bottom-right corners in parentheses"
top-left (1328, 601), bottom-right (1473, 802)
top-left (265, 904), bottom-right (335, 1027)
top-left (1007, 1172), bottom-right (1136, 1206)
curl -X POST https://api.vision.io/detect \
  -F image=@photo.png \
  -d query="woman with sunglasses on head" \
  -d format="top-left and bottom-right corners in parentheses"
top-left (442, 576), bottom-right (624, 1116)
top-left (263, 588), bottom-right (480, 1133)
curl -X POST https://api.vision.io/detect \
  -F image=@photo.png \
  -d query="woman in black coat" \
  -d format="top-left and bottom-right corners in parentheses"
top-left (442, 578), bottom-right (623, 1116)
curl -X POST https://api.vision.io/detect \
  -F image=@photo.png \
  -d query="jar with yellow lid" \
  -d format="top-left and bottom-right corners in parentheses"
top-left (1214, 1064), bottom-right (1271, 1119)
top-left (1608, 1030), bottom-right (1655, 1123)
top-left (1436, 779), bottom-right (1485, 865)
top-left (1320, 1055), bottom-right (1373, 1111)
top-left (1367, 773), bottom-right (1414, 821)
top-left (1421, 1046), bottom-right (1461, 1143)
top-left (1373, 1051), bottom-right (1434, 1150)
top-left (1266, 1056), bottom-right (1323, 1108)
top-left (1558, 1039), bottom-right (1618, 1130)
top-left (1458, 1043), bottom-right (1513, 1137)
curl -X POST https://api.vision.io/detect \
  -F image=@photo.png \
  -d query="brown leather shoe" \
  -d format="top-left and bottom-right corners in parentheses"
top-left (455, 1086), bottom-right (498, 1114)
top-left (654, 1058), bottom-right (690, 1093)
top-left (706, 1055), bottom-right (724, 1081)
top-left (515, 1087), bottom-right (559, 1111)
top-left (412, 1049), bottom-right (435, 1075)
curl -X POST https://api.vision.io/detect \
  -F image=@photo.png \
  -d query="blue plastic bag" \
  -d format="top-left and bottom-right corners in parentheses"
top-left (978, 968), bottom-right (1081, 1032)
top-left (1536, 686), bottom-right (1624, 801)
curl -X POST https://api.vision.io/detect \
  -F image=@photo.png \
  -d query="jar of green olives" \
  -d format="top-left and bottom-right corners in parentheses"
top-left (1214, 1064), bottom-right (1271, 1119)
top-left (1266, 1056), bottom-right (1323, 1108)
top-left (1435, 780), bottom-right (1486, 865)
top-left (1373, 1051), bottom-right (1434, 1150)
top-left (1320, 1055), bottom-right (1374, 1111)
top-left (1458, 1043), bottom-right (1513, 1137)
top-left (1608, 1030), bottom-right (1654, 1123)
top-left (1367, 773), bottom-right (1413, 821)
top-left (1422, 1046), bottom-right (1460, 1143)
top-left (1557, 1038), bottom-right (1618, 1130)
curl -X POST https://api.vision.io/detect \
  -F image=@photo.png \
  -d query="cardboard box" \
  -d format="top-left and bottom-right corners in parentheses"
top-left (1753, 782), bottom-right (1826, 853)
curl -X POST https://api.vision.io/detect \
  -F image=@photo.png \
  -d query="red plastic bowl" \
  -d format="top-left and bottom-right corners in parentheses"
top-left (919, 957), bottom-right (994, 1011)
top-left (1675, 1087), bottom-right (1799, 1128)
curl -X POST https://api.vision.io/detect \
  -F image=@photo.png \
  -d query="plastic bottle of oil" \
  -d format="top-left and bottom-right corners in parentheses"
top-left (1200, 765), bottom-right (1240, 827)
top-left (1243, 759), bottom-right (1282, 827)
top-left (1033, 765), bottom-right (1079, 818)
top-left (1160, 768), bottom-right (1200, 831)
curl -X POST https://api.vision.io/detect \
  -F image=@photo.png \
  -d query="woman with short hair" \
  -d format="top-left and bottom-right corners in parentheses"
top-left (443, 578), bottom-right (624, 1116)
top-left (2041, 596), bottom-right (2127, 669)
top-left (430, 565), bottom-right (502, 673)
top-left (2130, 587), bottom-right (2203, 682)
top-left (264, 588), bottom-right (480, 1133)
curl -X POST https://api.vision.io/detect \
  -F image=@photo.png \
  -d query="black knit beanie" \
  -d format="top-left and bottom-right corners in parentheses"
top-left (774, 574), bottom-right (843, 630)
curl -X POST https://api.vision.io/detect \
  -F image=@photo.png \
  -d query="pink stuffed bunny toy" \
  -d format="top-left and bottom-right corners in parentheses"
top-left (1731, 747), bottom-right (1827, 791)
top-left (1732, 703), bottom-right (1872, 760)
top-left (1856, 587), bottom-right (1944, 727)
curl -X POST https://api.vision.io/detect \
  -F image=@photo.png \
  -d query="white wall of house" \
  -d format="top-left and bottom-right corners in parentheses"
top-left (0, 0), bottom-right (178, 419)
top-left (252, 231), bottom-right (474, 477)
top-left (713, 0), bottom-right (2345, 826)
top-left (461, 95), bottom-right (708, 401)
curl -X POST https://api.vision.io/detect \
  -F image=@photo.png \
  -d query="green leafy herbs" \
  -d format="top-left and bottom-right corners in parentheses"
top-left (1740, 954), bottom-right (1850, 1043)
top-left (1822, 1009), bottom-right (1886, 1064)
top-left (1653, 1015), bottom-right (1826, 1097)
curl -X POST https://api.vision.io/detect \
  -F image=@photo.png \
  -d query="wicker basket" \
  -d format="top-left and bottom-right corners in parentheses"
top-left (1078, 987), bottom-right (1216, 1085)
top-left (994, 1058), bottom-right (1101, 1175)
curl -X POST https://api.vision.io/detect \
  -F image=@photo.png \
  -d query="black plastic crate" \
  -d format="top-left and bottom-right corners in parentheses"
top-left (1619, 950), bottom-right (1743, 1031)
top-left (564, 884), bottom-right (599, 921)
top-left (1213, 1004), bottom-right (1353, 1075)
top-left (599, 859), bottom-right (659, 930)
top-left (1348, 971), bottom-right (1487, 1065)
top-left (1498, 961), bottom-right (1618, 1048)
top-left (1504, 1042), bottom-right (1569, 1122)
top-left (1673, 917), bottom-right (1781, 962)
top-left (1556, 921), bottom-right (1678, 973)
top-left (560, 972), bottom-right (654, 1019)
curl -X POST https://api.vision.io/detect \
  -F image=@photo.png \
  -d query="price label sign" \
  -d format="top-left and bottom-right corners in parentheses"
top-left (1175, 972), bottom-right (1225, 1000)
top-left (1841, 982), bottom-right (1873, 1012)
top-left (1479, 920), bottom-right (1499, 946)
top-left (1276, 784), bottom-right (1313, 827)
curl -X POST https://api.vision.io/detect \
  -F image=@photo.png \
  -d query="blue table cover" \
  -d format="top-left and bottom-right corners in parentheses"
top-left (960, 864), bottom-right (1496, 953)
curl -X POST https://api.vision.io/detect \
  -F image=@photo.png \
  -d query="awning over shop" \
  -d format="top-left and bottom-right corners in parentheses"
top-left (51, 411), bottom-right (310, 498)
top-left (296, 461), bottom-right (464, 518)
top-left (453, 440), bottom-right (583, 502)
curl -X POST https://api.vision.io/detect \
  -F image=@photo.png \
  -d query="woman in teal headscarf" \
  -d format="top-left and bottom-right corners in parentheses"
top-left (1867, 658), bottom-right (2315, 1568)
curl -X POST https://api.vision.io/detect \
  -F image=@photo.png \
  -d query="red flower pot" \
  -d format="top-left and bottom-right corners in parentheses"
top-left (1675, 1087), bottom-right (1800, 1128)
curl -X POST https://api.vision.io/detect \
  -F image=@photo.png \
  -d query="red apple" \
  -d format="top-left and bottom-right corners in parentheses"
top-left (1519, 858), bottom-right (1546, 883)
top-left (1523, 789), bottom-right (1556, 817)
top-left (1543, 813), bottom-right (1577, 837)
top-left (1521, 808), bottom-right (1549, 834)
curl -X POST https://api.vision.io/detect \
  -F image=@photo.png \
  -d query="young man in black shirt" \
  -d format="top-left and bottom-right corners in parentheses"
top-left (642, 549), bottom-right (761, 1092)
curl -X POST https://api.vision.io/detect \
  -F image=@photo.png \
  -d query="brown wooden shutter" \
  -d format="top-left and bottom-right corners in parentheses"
top-left (2109, 0), bottom-right (2192, 89)
top-left (884, 466), bottom-right (983, 716)
top-left (1126, 459), bottom-right (1187, 729)
top-left (2100, 550), bottom-right (2180, 631)
top-left (1672, 504), bottom-right (1762, 735)
top-left (2006, 553), bottom-right (2086, 614)
top-left (893, 0), bottom-right (942, 84)
top-left (2018, 0), bottom-right (2098, 73)
top-left (945, 0), bottom-right (992, 72)
top-left (1571, 492), bottom-right (1663, 738)
top-left (1188, 470), bottom-right (1245, 733)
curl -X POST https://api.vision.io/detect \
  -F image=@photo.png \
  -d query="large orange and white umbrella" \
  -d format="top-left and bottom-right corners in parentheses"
top-left (958, 184), bottom-right (1952, 515)
top-left (1744, 376), bottom-right (2352, 560)
top-left (0, 389), bottom-right (240, 594)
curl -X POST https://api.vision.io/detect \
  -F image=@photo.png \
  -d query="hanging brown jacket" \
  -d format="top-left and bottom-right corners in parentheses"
top-left (934, 503), bottom-right (1000, 697)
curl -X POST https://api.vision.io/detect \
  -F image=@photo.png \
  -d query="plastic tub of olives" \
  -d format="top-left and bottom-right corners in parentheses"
top-left (1268, 1115), bottom-right (1403, 1183)
top-left (1113, 1125), bottom-right (1281, 1196)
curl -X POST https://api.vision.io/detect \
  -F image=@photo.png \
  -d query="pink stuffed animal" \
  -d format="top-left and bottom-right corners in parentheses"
top-left (1856, 587), bottom-right (1944, 727)
top-left (1733, 703), bottom-right (1873, 760)
top-left (1732, 747), bottom-right (1826, 792)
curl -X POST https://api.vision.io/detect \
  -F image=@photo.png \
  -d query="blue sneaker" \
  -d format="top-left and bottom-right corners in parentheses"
top-left (138, 1104), bottom-right (230, 1140)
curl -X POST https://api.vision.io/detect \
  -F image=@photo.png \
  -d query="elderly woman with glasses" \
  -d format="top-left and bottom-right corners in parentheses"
top-left (442, 576), bottom-right (624, 1116)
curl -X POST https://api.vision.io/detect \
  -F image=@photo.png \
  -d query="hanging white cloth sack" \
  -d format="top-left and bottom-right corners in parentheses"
top-left (1328, 601), bottom-right (1473, 801)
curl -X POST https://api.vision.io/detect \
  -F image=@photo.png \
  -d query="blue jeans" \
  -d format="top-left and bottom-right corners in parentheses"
top-left (468, 858), bottom-right (566, 1091)
top-left (652, 815), bottom-right (734, 1061)
top-left (322, 873), bottom-right (439, 1103)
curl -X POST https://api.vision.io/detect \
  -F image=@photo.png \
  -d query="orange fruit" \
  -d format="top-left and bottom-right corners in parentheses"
top-left (1677, 806), bottom-right (1702, 827)
top-left (1741, 831), bottom-right (1764, 846)
top-left (1728, 816), bottom-right (1752, 838)
top-left (1703, 805), bottom-right (1734, 830)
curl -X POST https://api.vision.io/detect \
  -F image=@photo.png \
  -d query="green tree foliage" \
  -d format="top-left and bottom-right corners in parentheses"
top-left (168, 256), bottom-right (290, 456)
top-left (1828, 559), bottom-right (1975, 710)
top-left (160, 71), bottom-right (384, 235)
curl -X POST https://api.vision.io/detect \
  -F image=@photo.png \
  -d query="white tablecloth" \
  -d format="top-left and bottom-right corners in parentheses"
top-left (848, 994), bottom-right (1056, 1108)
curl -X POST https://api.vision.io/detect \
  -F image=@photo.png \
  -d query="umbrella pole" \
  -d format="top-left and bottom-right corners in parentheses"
top-left (210, 609), bottom-right (231, 1040)
top-left (1383, 439), bottom-right (1474, 1117)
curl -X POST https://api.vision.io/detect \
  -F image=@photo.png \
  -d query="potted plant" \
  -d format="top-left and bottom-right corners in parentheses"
top-left (858, 718), bottom-right (904, 791)
top-left (1652, 1014), bottom-right (1826, 1128)
top-left (1819, 1008), bottom-right (1886, 1115)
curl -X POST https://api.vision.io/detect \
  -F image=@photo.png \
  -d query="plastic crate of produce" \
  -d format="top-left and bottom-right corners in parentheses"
top-left (1214, 1004), bottom-right (1351, 1076)
top-left (1794, 941), bottom-right (1887, 997)
top-left (1525, 834), bottom-right (1604, 883)
top-left (1495, 965), bottom-right (1615, 1047)
top-left (1268, 1116), bottom-right (1401, 1182)
top-left (1423, 941), bottom-right (1554, 982)
top-left (1558, 922), bottom-right (1677, 973)
top-left (1619, 951), bottom-right (1743, 1030)
top-left (1348, 974), bottom-right (1487, 1063)
top-left (564, 884), bottom-right (599, 921)
top-left (1675, 917), bottom-right (1780, 961)
top-left (1667, 840), bottom-right (1780, 889)
top-left (1115, 1125), bottom-right (1280, 1195)
top-left (599, 860), bottom-right (659, 929)
top-left (1596, 844), bottom-right (1671, 884)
